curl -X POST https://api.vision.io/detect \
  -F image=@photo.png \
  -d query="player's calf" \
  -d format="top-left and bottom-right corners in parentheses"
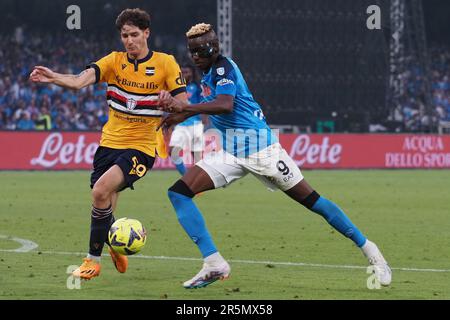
top-left (89, 204), bottom-right (114, 258)
top-left (299, 190), bottom-right (367, 247)
top-left (298, 189), bottom-right (392, 286)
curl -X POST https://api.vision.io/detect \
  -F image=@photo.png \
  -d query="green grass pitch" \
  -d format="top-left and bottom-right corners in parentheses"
top-left (0, 170), bottom-right (449, 299)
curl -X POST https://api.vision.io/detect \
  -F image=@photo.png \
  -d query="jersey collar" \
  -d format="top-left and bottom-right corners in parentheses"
top-left (127, 50), bottom-right (153, 64)
top-left (127, 51), bottom-right (153, 71)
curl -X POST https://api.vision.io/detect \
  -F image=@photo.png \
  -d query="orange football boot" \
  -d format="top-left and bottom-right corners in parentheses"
top-left (72, 258), bottom-right (101, 280)
top-left (108, 246), bottom-right (128, 273)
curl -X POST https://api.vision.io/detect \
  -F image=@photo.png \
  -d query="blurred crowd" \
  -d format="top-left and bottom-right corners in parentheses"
top-left (1, 29), bottom-right (449, 132)
top-left (388, 47), bottom-right (450, 132)
top-left (0, 30), bottom-right (117, 131)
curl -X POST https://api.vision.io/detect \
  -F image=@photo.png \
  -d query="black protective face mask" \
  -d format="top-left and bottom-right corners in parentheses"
top-left (188, 43), bottom-right (215, 58)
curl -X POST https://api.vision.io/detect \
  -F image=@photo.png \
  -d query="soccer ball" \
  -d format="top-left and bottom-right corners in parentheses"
top-left (108, 218), bottom-right (147, 255)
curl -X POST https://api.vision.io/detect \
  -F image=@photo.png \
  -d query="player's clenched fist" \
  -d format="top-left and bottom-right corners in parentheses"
top-left (158, 90), bottom-right (187, 113)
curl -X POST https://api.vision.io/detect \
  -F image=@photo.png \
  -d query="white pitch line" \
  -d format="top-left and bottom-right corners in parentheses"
top-left (2, 247), bottom-right (450, 273)
top-left (0, 235), bottom-right (39, 252)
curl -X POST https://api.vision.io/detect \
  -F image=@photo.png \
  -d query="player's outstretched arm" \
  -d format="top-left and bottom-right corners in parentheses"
top-left (184, 94), bottom-right (234, 115)
top-left (159, 90), bottom-right (233, 115)
top-left (29, 66), bottom-right (96, 90)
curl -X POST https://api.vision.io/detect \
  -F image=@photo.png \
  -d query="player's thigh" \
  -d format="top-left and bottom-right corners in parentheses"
top-left (91, 146), bottom-right (125, 191)
top-left (114, 149), bottom-right (155, 191)
top-left (91, 147), bottom-right (154, 193)
top-left (93, 164), bottom-right (126, 195)
top-left (194, 149), bottom-right (247, 191)
top-left (91, 146), bottom-right (111, 188)
top-left (181, 165), bottom-right (215, 194)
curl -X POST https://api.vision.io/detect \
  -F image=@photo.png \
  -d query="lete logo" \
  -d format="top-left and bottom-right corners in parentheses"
top-left (31, 133), bottom-right (98, 168)
top-left (289, 135), bottom-right (342, 166)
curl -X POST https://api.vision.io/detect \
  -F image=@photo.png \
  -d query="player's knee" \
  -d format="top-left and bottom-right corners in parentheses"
top-left (91, 185), bottom-right (110, 203)
top-left (168, 179), bottom-right (195, 199)
top-left (300, 191), bottom-right (321, 210)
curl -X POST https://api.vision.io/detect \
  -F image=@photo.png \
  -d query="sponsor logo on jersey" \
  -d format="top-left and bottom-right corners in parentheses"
top-left (115, 75), bottom-right (159, 89)
top-left (217, 78), bottom-right (234, 86)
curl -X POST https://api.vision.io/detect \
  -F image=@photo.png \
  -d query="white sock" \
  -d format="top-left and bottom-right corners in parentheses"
top-left (87, 254), bottom-right (101, 262)
top-left (204, 252), bottom-right (225, 265)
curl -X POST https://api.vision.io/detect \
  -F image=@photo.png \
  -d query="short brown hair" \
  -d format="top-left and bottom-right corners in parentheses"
top-left (115, 8), bottom-right (150, 31)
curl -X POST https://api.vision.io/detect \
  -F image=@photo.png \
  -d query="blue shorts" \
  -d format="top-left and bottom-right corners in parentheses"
top-left (90, 146), bottom-right (155, 191)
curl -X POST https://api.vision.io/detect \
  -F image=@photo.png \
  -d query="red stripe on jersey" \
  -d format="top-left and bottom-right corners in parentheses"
top-left (136, 100), bottom-right (159, 106)
top-left (106, 90), bottom-right (158, 106)
top-left (107, 91), bottom-right (126, 103)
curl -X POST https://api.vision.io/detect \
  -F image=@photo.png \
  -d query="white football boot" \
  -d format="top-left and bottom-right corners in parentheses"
top-left (362, 240), bottom-right (392, 286)
top-left (183, 260), bottom-right (231, 289)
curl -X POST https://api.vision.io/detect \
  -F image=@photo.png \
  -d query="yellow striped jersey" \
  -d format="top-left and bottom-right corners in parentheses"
top-left (88, 50), bottom-right (186, 158)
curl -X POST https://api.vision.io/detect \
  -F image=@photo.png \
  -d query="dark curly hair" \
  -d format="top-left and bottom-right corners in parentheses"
top-left (115, 8), bottom-right (150, 31)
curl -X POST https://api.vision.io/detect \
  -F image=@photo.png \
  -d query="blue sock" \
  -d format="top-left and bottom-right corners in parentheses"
top-left (168, 190), bottom-right (217, 257)
top-left (175, 162), bottom-right (186, 175)
top-left (310, 197), bottom-right (367, 247)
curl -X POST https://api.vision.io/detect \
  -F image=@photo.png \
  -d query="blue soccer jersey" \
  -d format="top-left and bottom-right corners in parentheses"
top-left (200, 55), bottom-right (277, 156)
top-left (178, 82), bottom-right (202, 126)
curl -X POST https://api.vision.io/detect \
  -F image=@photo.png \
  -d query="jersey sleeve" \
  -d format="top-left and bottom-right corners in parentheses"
top-left (86, 52), bottom-right (116, 84)
top-left (214, 65), bottom-right (237, 97)
top-left (164, 55), bottom-right (187, 96)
